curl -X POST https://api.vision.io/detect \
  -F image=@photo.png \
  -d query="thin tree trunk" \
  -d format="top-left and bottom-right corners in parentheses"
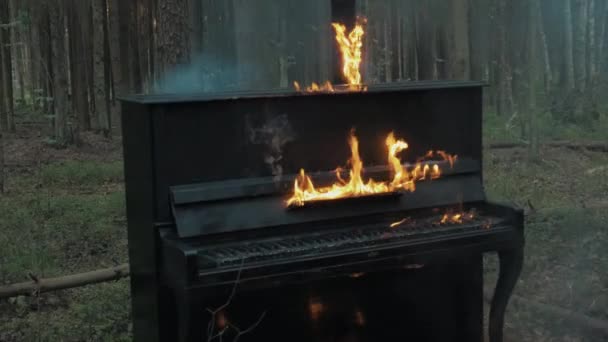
top-left (0, 42), bottom-right (5, 130)
top-left (564, 0), bottom-right (575, 90)
top-left (528, 0), bottom-right (540, 160)
top-left (68, 0), bottom-right (91, 132)
top-left (9, 0), bottom-right (25, 104)
top-left (587, 0), bottom-right (597, 85)
top-left (384, 3), bottom-right (392, 83)
top-left (573, 0), bottom-right (587, 91)
top-left (496, 0), bottom-right (514, 117)
top-left (599, 1), bottom-right (608, 75)
top-left (536, 0), bottom-right (552, 94)
top-left (117, 0), bottom-right (130, 96)
top-left (0, 130), bottom-right (4, 193)
top-left (449, 0), bottom-right (471, 80)
top-left (50, 0), bottom-right (71, 145)
top-left (93, 0), bottom-right (111, 137)
top-left (129, 1), bottom-right (142, 93)
top-left (599, 2), bottom-right (608, 75)
top-left (0, 0), bottom-right (15, 132)
top-left (158, 0), bottom-right (191, 77)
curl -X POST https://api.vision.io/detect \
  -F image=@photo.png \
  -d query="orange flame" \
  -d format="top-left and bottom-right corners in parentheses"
top-left (294, 81), bottom-right (335, 93)
top-left (286, 131), bottom-right (457, 207)
top-left (439, 210), bottom-right (476, 225)
top-left (389, 218), bottom-right (409, 228)
top-left (332, 20), bottom-right (365, 88)
top-left (294, 19), bottom-right (367, 93)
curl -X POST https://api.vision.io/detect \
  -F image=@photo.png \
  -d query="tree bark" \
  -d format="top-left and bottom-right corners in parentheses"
top-left (0, 130), bottom-right (3, 193)
top-left (158, 0), bottom-right (191, 77)
top-left (0, 264), bottom-right (129, 299)
top-left (564, 0), bottom-right (575, 90)
top-left (449, 0), bottom-right (470, 80)
top-left (9, 0), bottom-right (25, 104)
top-left (93, 0), bottom-right (111, 137)
top-left (573, 0), bottom-right (587, 91)
top-left (496, 0), bottom-right (514, 117)
top-left (68, 0), bottom-right (91, 132)
top-left (49, 0), bottom-right (72, 145)
top-left (587, 0), bottom-right (597, 85)
top-left (0, 0), bottom-right (15, 132)
top-left (536, 0), bottom-right (552, 94)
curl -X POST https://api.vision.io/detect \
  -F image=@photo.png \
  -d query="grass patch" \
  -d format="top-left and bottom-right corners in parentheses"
top-left (1, 279), bottom-right (132, 342)
top-left (0, 188), bottom-right (126, 283)
top-left (483, 109), bottom-right (608, 143)
top-left (39, 161), bottom-right (124, 188)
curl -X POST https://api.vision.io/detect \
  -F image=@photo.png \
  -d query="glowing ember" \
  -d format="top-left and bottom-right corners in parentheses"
top-left (438, 210), bottom-right (476, 225)
top-left (332, 19), bottom-right (365, 88)
top-left (286, 130), bottom-right (457, 207)
top-left (294, 19), bottom-right (367, 93)
top-left (294, 81), bottom-right (335, 93)
top-left (389, 218), bottom-right (410, 228)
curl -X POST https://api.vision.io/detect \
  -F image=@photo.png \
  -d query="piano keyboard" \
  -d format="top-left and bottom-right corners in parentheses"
top-left (197, 215), bottom-right (500, 269)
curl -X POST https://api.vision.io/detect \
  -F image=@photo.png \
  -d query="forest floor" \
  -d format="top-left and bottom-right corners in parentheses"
top-left (0, 115), bottom-right (607, 341)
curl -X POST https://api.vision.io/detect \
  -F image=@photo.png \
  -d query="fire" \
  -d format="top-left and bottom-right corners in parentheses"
top-left (389, 218), bottom-right (410, 228)
top-left (294, 81), bottom-right (335, 93)
top-left (286, 131), bottom-right (457, 207)
top-left (332, 20), bottom-right (365, 88)
top-left (293, 19), bottom-right (367, 93)
top-left (438, 210), bottom-right (476, 225)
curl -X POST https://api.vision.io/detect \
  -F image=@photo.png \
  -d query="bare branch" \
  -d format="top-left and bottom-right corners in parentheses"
top-left (210, 259), bottom-right (245, 314)
top-left (231, 311), bottom-right (267, 342)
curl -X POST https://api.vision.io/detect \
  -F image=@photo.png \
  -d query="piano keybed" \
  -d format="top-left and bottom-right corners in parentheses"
top-left (197, 212), bottom-right (502, 269)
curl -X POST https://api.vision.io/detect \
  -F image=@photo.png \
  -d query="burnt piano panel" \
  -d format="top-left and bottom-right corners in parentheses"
top-left (146, 81), bottom-right (484, 221)
top-left (120, 81), bottom-right (523, 342)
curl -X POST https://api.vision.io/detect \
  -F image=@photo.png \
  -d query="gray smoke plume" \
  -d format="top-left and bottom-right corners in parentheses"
top-left (246, 114), bottom-right (296, 180)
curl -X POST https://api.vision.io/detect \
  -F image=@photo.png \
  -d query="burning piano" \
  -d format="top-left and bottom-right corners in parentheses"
top-left (120, 11), bottom-right (524, 342)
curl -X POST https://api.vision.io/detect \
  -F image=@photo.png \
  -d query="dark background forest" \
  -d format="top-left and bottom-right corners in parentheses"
top-left (1, 0), bottom-right (607, 341)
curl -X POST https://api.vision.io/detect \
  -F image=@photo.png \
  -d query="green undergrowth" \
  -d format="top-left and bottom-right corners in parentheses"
top-left (484, 109), bottom-right (608, 144)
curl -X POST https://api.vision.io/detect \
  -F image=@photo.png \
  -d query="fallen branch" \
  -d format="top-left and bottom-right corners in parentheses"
top-left (489, 141), bottom-right (608, 152)
top-left (0, 264), bottom-right (129, 299)
top-left (484, 289), bottom-right (608, 335)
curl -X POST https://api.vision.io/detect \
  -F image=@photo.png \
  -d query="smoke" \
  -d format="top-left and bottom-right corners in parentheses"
top-left (246, 114), bottom-right (296, 180)
top-left (154, 53), bottom-right (245, 94)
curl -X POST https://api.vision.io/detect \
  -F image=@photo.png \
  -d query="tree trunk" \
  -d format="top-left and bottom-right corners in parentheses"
top-left (496, 0), bottom-right (514, 117)
top-left (0, 130), bottom-right (3, 193)
top-left (93, 0), bottom-right (111, 137)
top-left (383, 4), bottom-right (392, 83)
top-left (528, 0), bottom-right (540, 160)
top-left (158, 0), bottom-right (191, 77)
top-left (536, 0), bottom-right (552, 94)
top-left (0, 42), bottom-right (5, 131)
top-left (49, 0), bottom-right (71, 145)
top-left (0, 0), bottom-right (15, 132)
top-left (68, 0), bottom-right (91, 132)
top-left (9, 0), bottom-right (25, 104)
top-left (573, 0), bottom-right (587, 92)
top-left (587, 0), bottom-right (597, 85)
top-left (449, 0), bottom-right (470, 80)
top-left (599, 2), bottom-right (608, 75)
top-left (117, 0), bottom-right (131, 96)
top-left (564, 0), bottom-right (575, 90)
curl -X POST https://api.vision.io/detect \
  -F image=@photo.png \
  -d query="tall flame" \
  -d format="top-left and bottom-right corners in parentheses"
top-left (294, 19), bottom-right (367, 93)
top-left (286, 131), bottom-right (457, 207)
top-left (332, 21), bottom-right (365, 88)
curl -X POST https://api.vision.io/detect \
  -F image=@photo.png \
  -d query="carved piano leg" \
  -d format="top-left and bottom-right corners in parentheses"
top-left (489, 247), bottom-right (524, 342)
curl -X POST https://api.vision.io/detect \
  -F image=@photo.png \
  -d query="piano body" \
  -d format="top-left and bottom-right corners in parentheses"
top-left (120, 81), bottom-right (524, 342)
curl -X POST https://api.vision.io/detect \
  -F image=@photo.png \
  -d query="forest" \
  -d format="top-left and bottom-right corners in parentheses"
top-left (0, 0), bottom-right (607, 341)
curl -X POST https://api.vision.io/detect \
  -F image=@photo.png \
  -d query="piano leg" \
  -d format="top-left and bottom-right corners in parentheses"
top-left (175, 290), bottom-right (205, 342)
top-left (488, 247), bottom-right (524, 342)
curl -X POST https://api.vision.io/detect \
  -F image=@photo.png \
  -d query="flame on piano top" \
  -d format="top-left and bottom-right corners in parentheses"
top-left (294, 18), bottom-right (367, 93)
top-left (286, 130), bottom-right (457, 207)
